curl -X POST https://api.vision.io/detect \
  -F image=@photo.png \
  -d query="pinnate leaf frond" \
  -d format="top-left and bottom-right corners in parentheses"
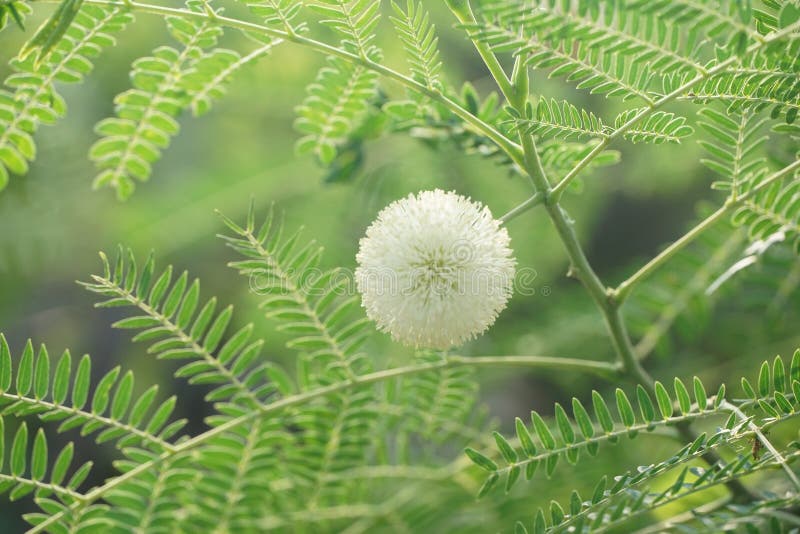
top-left (80, 247), bottom-right (278, 417)
top-left (0, 4), bottom-right (132, 191)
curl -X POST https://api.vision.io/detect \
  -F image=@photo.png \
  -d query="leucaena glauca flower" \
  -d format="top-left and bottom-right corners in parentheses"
top-left (355, 189), bottom-right (516, 349)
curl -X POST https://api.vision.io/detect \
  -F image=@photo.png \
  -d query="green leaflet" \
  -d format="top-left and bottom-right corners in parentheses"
top-left (19, 0), bottom-right (85, 66)
top-left (0, 1), bottom-right (27, 31)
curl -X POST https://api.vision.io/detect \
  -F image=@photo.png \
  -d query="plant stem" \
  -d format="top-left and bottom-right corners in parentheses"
top-left (0, 392), bottom-right (174, 452)
top-left (26, 353), bottom-right (617, 533)
top-left (549, 20), bottom-right (800, 200)
top-left (0, 474), bottom-right (84, 502)
top-left (455, 355), bottom-right (620, 376)
top-left (444, 0), bottom-right (513, 100)
top-left (633, 230), bottom-right (747, 361)
top-left (615, 158), bottom-right (800, 302)
top-left (444, 0), bottom-right (536, 190)
top-left (498, 193), bottom-right (543, 224)
top-left (33, 0), bottom-right (525, 169)
top-left (451, 0), bottom-right (758, 502)
top-left (616, 204), bottom-right (730, 302)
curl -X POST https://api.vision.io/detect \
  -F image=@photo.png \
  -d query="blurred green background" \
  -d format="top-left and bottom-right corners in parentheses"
top-left (1, 2), bottom-right (799, 531)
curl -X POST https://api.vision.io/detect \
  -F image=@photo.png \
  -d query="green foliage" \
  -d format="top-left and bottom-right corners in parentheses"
top-left (735, 175), bottom-right (800, 253)
top-left (0, 330), bottom-right (193, 531)
top-left (240, 0), bottom-right (307, 33)
top-left (0, 0), bottom-right (793, 197)
top-left (19, 0), bottom-right (85, 67)
top-left (294, 58), bottom-right (380, 165)
top-left (469, 374), bottom-right (725, 494)
top-left (510, 98), bottom-right (606, 141)
top-left (510, 99), bottom-right (693, 144)
top-left (218, 202), bottom-right (371, 380)
top-left (293, 0), bottom-right (382, 164)
top-left (1, 0), bottom-right (800, 531)
top-left (0, 334), bottom-right (182, 454)
top-left (463, 0), bottom-right (705, 103)
top-left (311, 0), bottom-right (380, 58)
top-left (613, 108), bottom-right (694, 144)
top-left (682, 59), bottom-right (800, 122)
top-left (0, 1), bottom-right (28, 31)
top-left (625, 217), bottom-right (748, 360)
top-left (473, 352), bottom-right (800, 532)
top-left (699, 108), bottom-right (769, 195)
top-left (80, 246), bottom-right (276, 415)
top-left (0, 419), bottom-right (90, 503)
top-left (183, 44), bottom-right (277, 116)
top-left (0, 218), bottom-right (496, 531)
top-left (0, 4), bottom-right (132, 191)
top-left (396, 83), bottom-right (516, 168)
top-left (625, 0), bottom-right (762, 53)
top-left (400, 352), bottom-right (479, 444)
top-left (90, 9), bottom-right (224, 199)
top-left (390, 0), bottom-right (443, 91)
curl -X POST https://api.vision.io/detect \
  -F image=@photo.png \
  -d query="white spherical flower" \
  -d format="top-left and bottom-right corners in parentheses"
top-left (355, 189), bottom-right (516, 349)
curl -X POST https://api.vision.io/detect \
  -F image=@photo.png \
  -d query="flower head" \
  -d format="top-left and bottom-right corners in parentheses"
top-left (355, 189), bottom-right (516, 349)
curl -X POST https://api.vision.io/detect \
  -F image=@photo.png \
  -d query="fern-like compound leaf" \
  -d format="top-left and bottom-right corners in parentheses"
top-left (400, 352), bottom-right (479, 444)
top-left (294, 58), bottom-right (380, 165)
top-left (282, 384), bottom-right (377, 506)
top-left (679, 57), bottom-right (800, 123)
top-left (0, 1), bottom-right (29, 31)
top-left (501, 352), bottom-right (800, 532)
top-left (537, 139), bottom-right (621, 187)
top-left (0, 420), bottom-right (91, 504)
top-left (625, 0), bottom-right (764, 53)
top-left (511, 98), bottom-right (606, 141)
top-left (511, 100), bottom-right (693, 144)
top-left (239, 0), bottom-right (308, 34)
top-left (90, 12), bottom-right (223, 199)
top-left (75, 247), bottom-right (296, 531)
top-left (80, 247), bottom-right (278, 417)
top-left (613, 108), bottom-right (693, 144)
top-left (536, 448), bottom-right (800, 532)
top-left (464, 1), bottom-right (708, 103)
top-left (698, 107), bottom-right (769, 194)
top-left (182, 42), bottom-right (278, 116)
top-left (0, 334), bottom-right (181, 455)
top-left (295, 0), bottom-right (382, 165)
top-left (310, 0), bottom-right (381, 59)
top-left (19, 0), bottom-right (85, 67)
top-left (468, 355), bottom-right (800, 498)
top-left (735, 178), bottom-right (800, 253)
top-left (0, 4), bottom-right (132, 191)
top-left (219, 203), bottom-right (372, 381)
top-left (652, 494), bottom-right (800, 532)
top-left (390, 0), bottom-right (443, 91)
top-left (100, 456), bottom-right (194, 533)
top-left (219, 204), bottom-right (381, 511)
